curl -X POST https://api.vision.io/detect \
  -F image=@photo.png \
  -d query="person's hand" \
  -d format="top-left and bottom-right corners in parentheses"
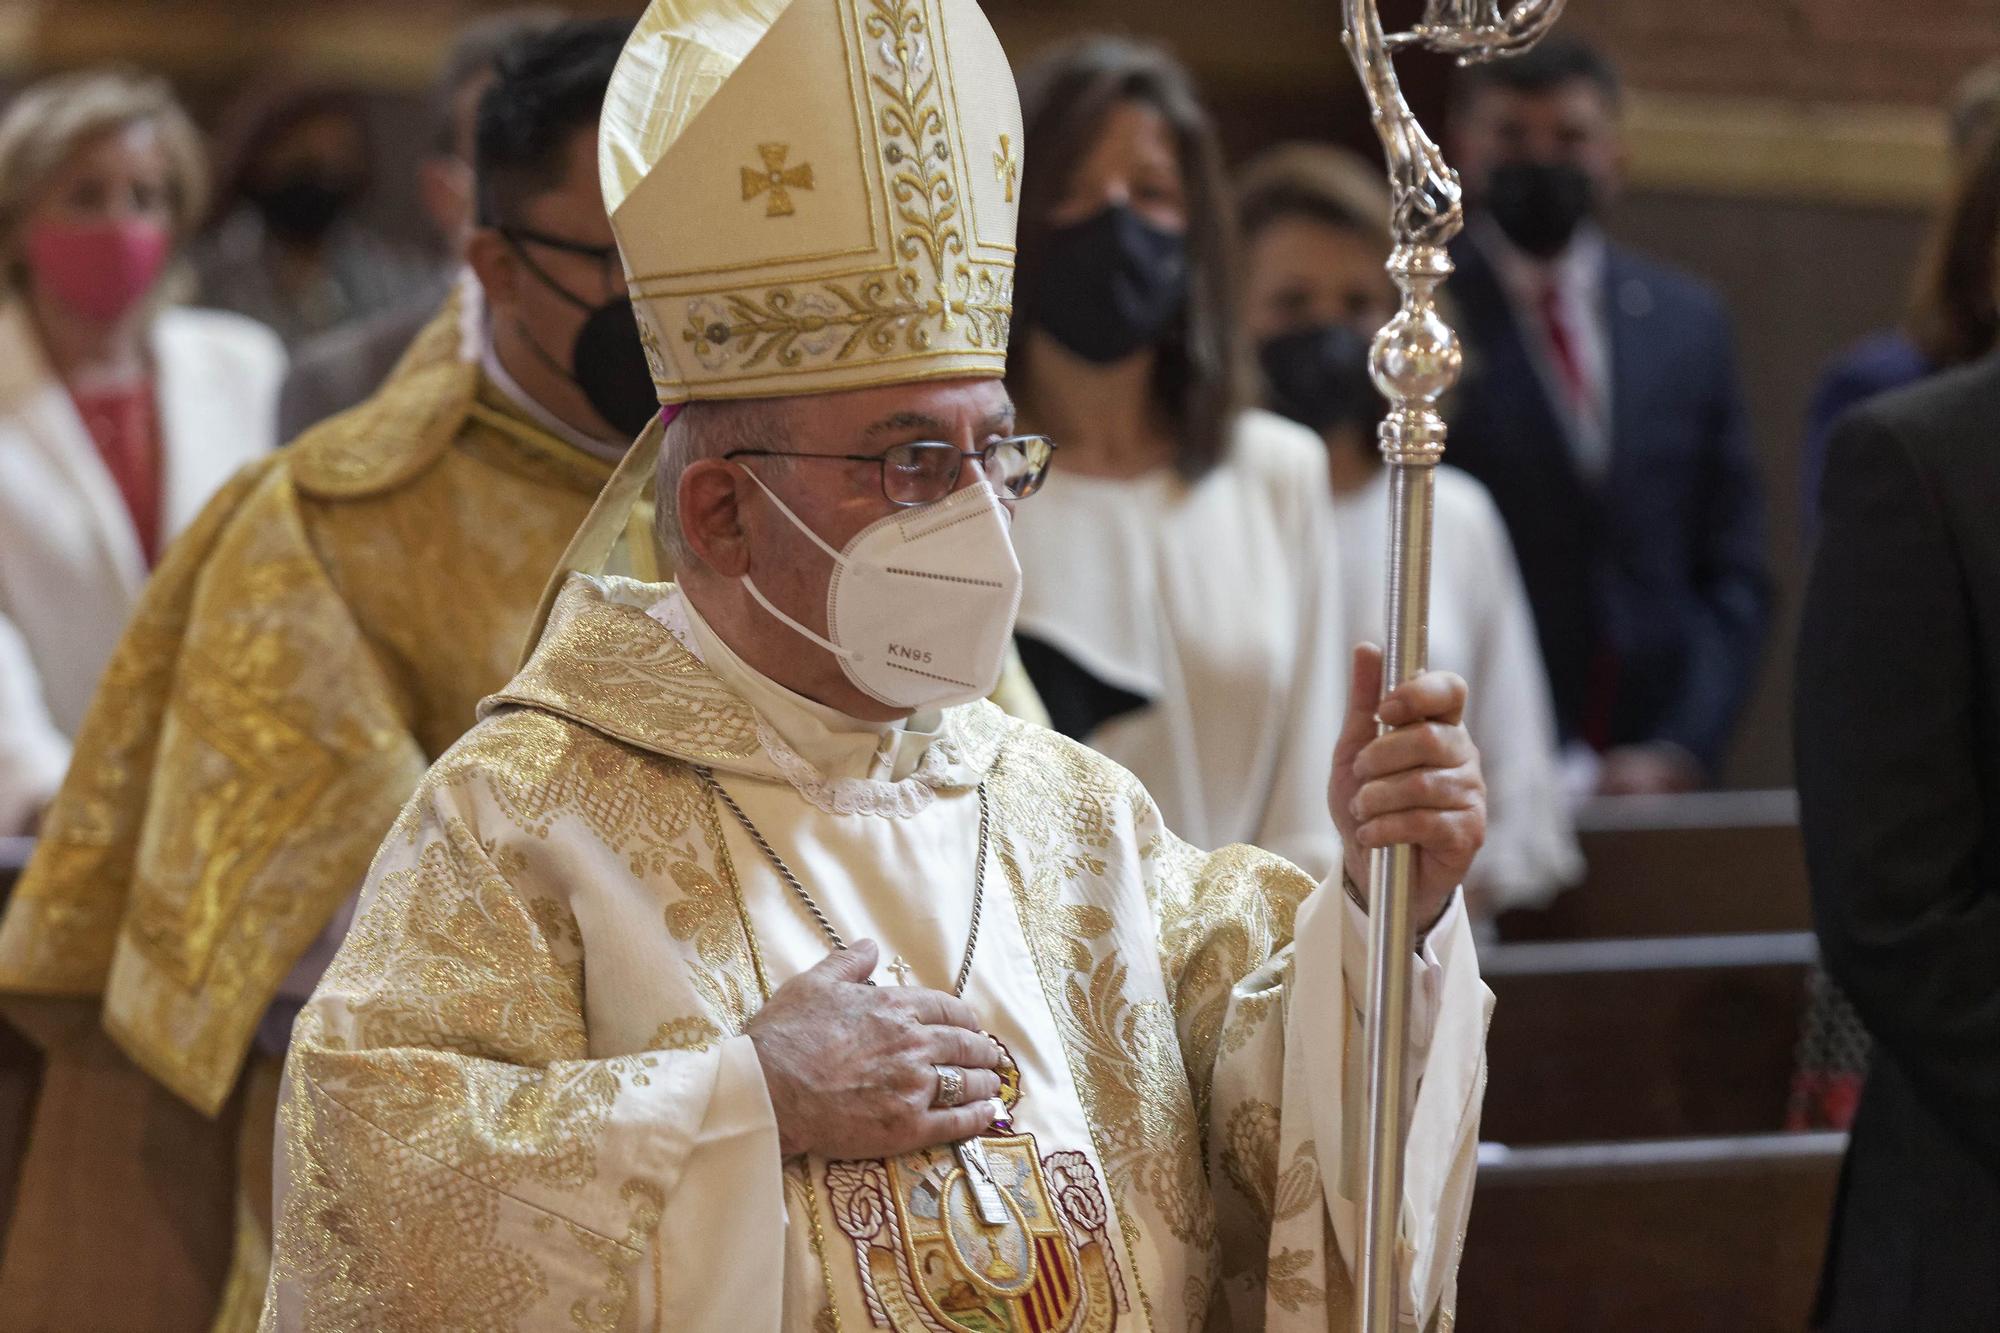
top-left (1330, 644), bottom-right (1487, 943)
top-left (745, 939), bottom-right (1005, 1160)
top-left (1596, 744), bottom-right (1702, 796)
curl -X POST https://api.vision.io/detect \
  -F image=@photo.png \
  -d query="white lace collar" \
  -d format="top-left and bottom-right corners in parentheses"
top-left (646, 588), bottom-right (960, 818)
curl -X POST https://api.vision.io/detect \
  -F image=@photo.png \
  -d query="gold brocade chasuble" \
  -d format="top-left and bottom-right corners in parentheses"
top-left (0, 290), bottom-right (621, 1113)
top-left (262, 575), bottom-right (1488, 1332)
top-left (0, 292), bottom-right (638, 1331)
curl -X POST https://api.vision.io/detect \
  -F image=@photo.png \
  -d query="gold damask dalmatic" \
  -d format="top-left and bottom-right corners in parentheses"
top-left (601, 0), bottom-right (1021, 405)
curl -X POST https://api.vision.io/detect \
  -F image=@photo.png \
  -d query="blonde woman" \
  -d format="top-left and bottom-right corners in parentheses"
top-left (0, 70), bottom-right (285, 835)
top-left (1237, 143), bottom-right (1582, 918)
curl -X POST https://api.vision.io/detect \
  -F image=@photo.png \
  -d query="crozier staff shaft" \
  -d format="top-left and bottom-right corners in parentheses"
top-left (1335, 2), bottom-right (1565, 1329)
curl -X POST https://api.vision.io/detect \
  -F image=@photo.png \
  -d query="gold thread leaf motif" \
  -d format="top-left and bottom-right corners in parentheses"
top-left (682, 0), bottom-right (1011, 378)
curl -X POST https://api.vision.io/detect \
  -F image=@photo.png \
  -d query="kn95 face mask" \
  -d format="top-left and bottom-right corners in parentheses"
top-left (738, 469), bottom-right (1023, 711)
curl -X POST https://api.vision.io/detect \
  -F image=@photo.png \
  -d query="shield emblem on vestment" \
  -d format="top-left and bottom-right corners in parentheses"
top-left (841, 1133), bottom-right (1118, 1332)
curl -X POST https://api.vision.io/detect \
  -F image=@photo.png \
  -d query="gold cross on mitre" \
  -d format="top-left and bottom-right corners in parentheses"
top-left (993, 133), bottom-right (1019, 203)
top-left (741, 142), bottom-right (815, 217)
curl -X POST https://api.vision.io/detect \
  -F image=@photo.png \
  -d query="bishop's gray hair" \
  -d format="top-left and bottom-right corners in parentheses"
top-left (653, 397), bottom-right (794, 574)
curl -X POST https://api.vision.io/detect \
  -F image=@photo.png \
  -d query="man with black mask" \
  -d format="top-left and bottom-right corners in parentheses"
top-left (1444, 35), bottom-right (1770, 797)
top-left (467, 23), bottom-right (660, 445)
top-left (278, 8), bottom-right (568, 438)
top-left (196, 87), bottom-right (436, 348)
top-left (0, 22), bottom-right (652, 1330)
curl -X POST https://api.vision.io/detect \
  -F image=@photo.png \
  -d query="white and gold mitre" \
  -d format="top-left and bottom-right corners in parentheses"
top-left (601, 0), bottom-right (1022, 404)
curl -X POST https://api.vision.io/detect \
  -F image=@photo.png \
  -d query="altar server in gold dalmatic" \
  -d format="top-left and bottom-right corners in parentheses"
top-left (0, 22), bottom-right (656, 1331)
top-left (262, 2), bottom-right (1493, 1330)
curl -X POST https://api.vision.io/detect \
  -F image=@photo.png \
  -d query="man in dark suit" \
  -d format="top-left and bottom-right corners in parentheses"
top-left (1444, 37), bottom-right (1770, 794)
top-left (1799, 361), bottom-right (2000, 1331)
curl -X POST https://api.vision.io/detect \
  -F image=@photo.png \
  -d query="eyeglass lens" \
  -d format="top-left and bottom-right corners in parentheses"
top-left (879, 438), bottom-right (1051, 504)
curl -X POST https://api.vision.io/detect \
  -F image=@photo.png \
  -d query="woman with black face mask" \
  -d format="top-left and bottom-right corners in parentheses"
top-left (1237, 143), bottom-right (1580, 923)
top-left (1005, 38), bottom-right (1348, 878)
top-left (193, 85), bottom-right (436, 349)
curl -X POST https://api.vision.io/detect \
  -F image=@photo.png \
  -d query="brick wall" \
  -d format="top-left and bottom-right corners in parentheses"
top-left (1566, 0), bottom-right (2000, 107)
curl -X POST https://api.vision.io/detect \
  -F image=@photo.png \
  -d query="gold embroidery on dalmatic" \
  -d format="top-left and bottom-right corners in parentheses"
top-left (0, 296), bottom-right (614, 1119)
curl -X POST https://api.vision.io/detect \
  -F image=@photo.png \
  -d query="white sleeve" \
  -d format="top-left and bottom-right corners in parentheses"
top-left (1310, 884), bottom-right (1491, 1322)
top-left (263, 781), bottom-right (789, 1332)
top-left (0, 610), bottom-right (70, 835)
top-left (1460, 494), bottom-right (1584, 910)
top-left (1251, 481), bottom-right (1346, 879)
top-left (1201, 857), bottom-right (1489, 1329)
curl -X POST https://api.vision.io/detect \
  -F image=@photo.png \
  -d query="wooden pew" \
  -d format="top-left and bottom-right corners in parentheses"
top-left (1460, 1132), bottom-right (1844, 1332)
top-left (1499, 789), bottom-right (1811, 941)
top-left (1482, 932), bottom-right (1813, 1144)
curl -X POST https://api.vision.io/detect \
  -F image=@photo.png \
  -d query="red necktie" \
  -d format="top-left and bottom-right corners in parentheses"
top-left (1539, 280), bottom-right (1589, 417)
top-left (1540, 281), bottom-right (1617, 745)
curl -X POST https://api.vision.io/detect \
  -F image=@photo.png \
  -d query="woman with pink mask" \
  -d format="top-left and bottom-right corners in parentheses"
top-left (0, 71), bottom-right (284, 836)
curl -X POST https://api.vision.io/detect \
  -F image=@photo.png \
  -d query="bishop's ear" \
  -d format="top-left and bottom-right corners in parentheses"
top-left (678, 459), bottom-right (753, 578)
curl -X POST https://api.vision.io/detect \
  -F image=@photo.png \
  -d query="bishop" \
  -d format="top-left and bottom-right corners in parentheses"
top-left (260, 1), bottom-right (1493, 1328)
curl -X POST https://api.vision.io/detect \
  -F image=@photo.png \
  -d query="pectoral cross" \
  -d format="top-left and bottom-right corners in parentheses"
top-left (888, 955), bottom-right (915, 987)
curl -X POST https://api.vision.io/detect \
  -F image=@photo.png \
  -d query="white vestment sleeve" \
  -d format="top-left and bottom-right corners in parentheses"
top-left (262, 778), bottom-right (790, 1332)
top-left (1304, 884), bottom-right (1491, 1323)
top-left (1249, 486), bottom-right (1347, 879)
top-left (0, 610), bottom-right (70, 835)
top-left (1460, 492), bottom-right (1585, 910)
top-left (644, 1034), bottom-right (788, 1330)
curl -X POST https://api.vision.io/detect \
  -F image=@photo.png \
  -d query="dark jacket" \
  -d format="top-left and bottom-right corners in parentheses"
top-left (1445, 234), bottom-right (1771, 772)
top-left (1799, 329), bottom-right (1934, 545)
top-left (1799, 357), bottom-right (2000, 1331)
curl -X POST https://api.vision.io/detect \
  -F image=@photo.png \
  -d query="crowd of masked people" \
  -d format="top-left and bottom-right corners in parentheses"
top-left (5, 10), bottom-right (1997, 1328)
top-left (0, 20), bottom-right (1779, 904)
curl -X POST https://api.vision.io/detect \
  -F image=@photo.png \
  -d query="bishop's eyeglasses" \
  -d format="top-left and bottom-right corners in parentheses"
top-left (723, 434), bottom-right (1057, 507)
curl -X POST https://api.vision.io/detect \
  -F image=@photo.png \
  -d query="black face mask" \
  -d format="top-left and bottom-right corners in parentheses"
top-left (1258, 323), bottom-right (1379, 436)
top-left (568, 297), bottom-right (660, 439)
top-left (1031, 204), bottom-right (1188, 364)
top-left (248, 172), bottom-right (362, 245)
top-left (1483, 162), bottom-right (1597, 260)
top-left (506, 230), bottom-right (658, 439)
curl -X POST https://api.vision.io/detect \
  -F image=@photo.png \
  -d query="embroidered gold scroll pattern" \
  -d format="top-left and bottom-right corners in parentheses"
top-left (681, 0), bottom-right (1011, 376)
top-left (987, 728), bottom-right (1215, 1331)
top-left (276, 819), bottom-right (664, 1327)
top-left (499, 594), bottom-right (762, 766)
top-left (1154, 846), bottom-right (1312, 1124)
top-left (436, 711), bottom-right (714, 879)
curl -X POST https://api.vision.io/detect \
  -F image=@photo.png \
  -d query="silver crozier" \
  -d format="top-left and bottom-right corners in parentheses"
top-left (1335, 2), bottom-right (1566, 1329)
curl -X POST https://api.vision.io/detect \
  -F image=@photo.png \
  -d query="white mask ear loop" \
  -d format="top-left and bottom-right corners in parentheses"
top-left (735, 464), bottom-right (860, 661)
top-left (738, 464), bottom-right (848, 562)
top-left (741, 576), bottom-right (857, 661)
